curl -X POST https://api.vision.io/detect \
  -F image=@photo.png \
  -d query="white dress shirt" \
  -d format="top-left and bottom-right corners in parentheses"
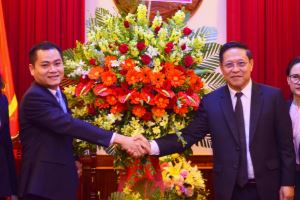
top-left (228, 80), bottom-right (254, 179)
top-left (289, 102), bottom-right (300, 165)
top-left (150, 80), bottom-right (255, 179)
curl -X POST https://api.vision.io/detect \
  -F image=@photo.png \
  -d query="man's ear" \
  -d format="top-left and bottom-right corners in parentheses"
top-left (29, 64), bottom-right (35, 76)
top-left (287, 76), bottom-right (291, 85)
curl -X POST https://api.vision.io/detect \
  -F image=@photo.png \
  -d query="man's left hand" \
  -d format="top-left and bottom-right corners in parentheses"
top-left (279, 186), bottom-right (294, 200)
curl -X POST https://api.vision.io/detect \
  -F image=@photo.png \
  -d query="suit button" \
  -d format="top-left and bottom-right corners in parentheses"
top-left (236, 147), bottom-right (240, 151)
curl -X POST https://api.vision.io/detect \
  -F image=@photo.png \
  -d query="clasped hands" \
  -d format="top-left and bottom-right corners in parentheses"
top-left (113, 133), bottom-right (150, 158)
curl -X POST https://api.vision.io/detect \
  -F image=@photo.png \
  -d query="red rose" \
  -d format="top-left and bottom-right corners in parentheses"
top-left (89, 58), bottom-right (96, 65)
top-left (164, 42), bottom-right (174, 54)
top-left (141, 54), bottom-right (151, 65)
top-left (119, 44), bottom-right (129, 54)
top-left (124, 20), bottom-right (130, 28)
top-left (183, 27), bottom-right (192, 36)
top-left (166, 42), bottom-right (174, 49)
top-left (136, 42), bottom-right (146, 51)
top-left (164, 47), bottom-right (172, 54)
top-left (184, 55), bottom-right (194, 67)
top-left (181, 44), bottom-right (186, 50)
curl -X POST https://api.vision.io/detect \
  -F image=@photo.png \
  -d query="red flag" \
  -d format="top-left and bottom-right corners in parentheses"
top-left (0, 0), bottom-right (19, 138)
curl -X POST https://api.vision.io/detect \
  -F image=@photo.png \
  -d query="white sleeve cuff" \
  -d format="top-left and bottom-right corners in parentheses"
top-left (150, 140), bottom-right (160, 155)
top-left (109, 132), bottom-right (116, 145)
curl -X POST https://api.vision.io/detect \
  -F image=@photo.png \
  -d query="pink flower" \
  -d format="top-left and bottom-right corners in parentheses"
top-left (180, 169), bottom-right (189, 178)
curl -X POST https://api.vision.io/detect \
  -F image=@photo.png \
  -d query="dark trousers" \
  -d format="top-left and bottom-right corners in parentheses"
top-left (21, 194), bottom-right (51, 200)
top-left (295, 169), bottom-right (300, 200)
top-left (0, 197), bottom-right (7, 200)
top-left (231, 181), bottom-right (260, 200)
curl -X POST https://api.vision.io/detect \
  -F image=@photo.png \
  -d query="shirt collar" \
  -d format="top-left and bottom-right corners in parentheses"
top-left (228, 79), bottom-right (252, 99)
top-left (48, 87), bottom-right (61, 97)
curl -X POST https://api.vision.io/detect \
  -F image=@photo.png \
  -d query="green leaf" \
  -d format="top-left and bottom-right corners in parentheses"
top-left (191, 26), bottom-right (218, 43)
top-left (95, 7), bottom-right (112, 27)
top-left (63, 48), bottom-right (75, 61)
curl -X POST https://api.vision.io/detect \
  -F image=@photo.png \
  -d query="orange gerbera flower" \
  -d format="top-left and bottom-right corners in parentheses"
top-left (150, 72), bottom-right (165, 88)
top-left (121, 58), bottom-right (135, 70)
top-left (191, 76), bottom-right (204, 92)
top-left (106, 95), bottom-right (118, 105)
top-left (104, 56), bottom-right (117, 68)
top-left (88, 66), bottom-right (104, 80)
top-left (126, 70), bottom-right (141, 85)
top-left (95, 97), bottom-right (110, 109)
top-left (163, 62), bottom-right (175, 73)
top-left (167, 69), bottom-right (185, 87)
top-left (174, 105), bottom-right (188, 115)
top-left (154, 94), bottom-right (169, 108)
top-left (132, 105), bottom-right (146, 118)
top-left (130, 92), bottom-right (143, 104)
top-left (140, 67), bottom-right (152, 84)
top-left (110, 103), bottom-right (126, 114)
top-left (186, 70), bottom-right (198, 85)
top-left (151, 107), bottom-right (166, 118)
top-left (101, 71), bottom-right (117, 86)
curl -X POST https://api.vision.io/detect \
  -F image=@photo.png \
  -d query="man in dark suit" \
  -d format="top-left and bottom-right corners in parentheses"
top-left (18, 41), bottom-right (149, 200)
top-left (148, 42), bottom-right (295, 200)
top-left (0, 75), bottom-right (18, 200)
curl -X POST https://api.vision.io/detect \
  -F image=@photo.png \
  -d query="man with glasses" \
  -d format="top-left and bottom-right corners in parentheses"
top-left (146, 41), bottom-right (295, 200)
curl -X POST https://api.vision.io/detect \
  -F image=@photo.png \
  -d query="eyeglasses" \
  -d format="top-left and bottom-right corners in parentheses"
top-left (289, 74), bottom-right (300, 84)
top-left (223, 61), bottom-right (248, 69)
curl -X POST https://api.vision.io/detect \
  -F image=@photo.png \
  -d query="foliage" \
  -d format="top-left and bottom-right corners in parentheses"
top-left (63, 4), bottom-right (221, 198)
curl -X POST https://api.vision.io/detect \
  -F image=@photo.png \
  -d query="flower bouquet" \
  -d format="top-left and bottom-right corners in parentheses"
top-left (160, 154), bottom-right (208, 199)
top-left (63, 3), bottom-right (222, 198)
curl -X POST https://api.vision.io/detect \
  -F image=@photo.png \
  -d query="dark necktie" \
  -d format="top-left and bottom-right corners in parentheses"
top-left (55, 90), bottom-right (67, 113)
top-left (235, 92), bottom-right (248, 187)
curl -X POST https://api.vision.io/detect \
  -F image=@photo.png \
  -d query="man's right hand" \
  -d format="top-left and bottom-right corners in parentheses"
top-left (113, 133), bottom-right (150, 158)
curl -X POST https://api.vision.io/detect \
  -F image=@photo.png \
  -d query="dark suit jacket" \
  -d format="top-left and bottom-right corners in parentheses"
top-left (155, 82), bottom-right (295, 200)
top-left (0, 94), bottom-right (17, 198)
top-left (18, 82), bottom-right (114, 200)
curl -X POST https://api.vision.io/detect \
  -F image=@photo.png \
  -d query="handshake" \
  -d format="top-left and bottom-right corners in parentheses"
top-left (113, 133), bottom-right (151, 158)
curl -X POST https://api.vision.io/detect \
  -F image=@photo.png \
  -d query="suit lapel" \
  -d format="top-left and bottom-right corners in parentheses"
top-left (33, 82), bottom-right (62, 108)
top-left (220, 86), bottom-right (240, 145)
top-left (249, 83), bottom-right (263, 145)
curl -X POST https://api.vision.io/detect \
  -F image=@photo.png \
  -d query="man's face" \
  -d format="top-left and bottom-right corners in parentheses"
top-left (29, 49), bottom-right (64, 90)
top-left (220, 48), bottom-right (253, 91)
top-left (287, 63), bottom-right (300, 98)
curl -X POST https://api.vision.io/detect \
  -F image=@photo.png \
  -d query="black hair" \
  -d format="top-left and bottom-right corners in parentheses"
top-left (286, 56), bottom-right (300, 76)
top-left (29, 41), bottom-right (63, 65)
top-left (219, 41), bottom-right (253, 63)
